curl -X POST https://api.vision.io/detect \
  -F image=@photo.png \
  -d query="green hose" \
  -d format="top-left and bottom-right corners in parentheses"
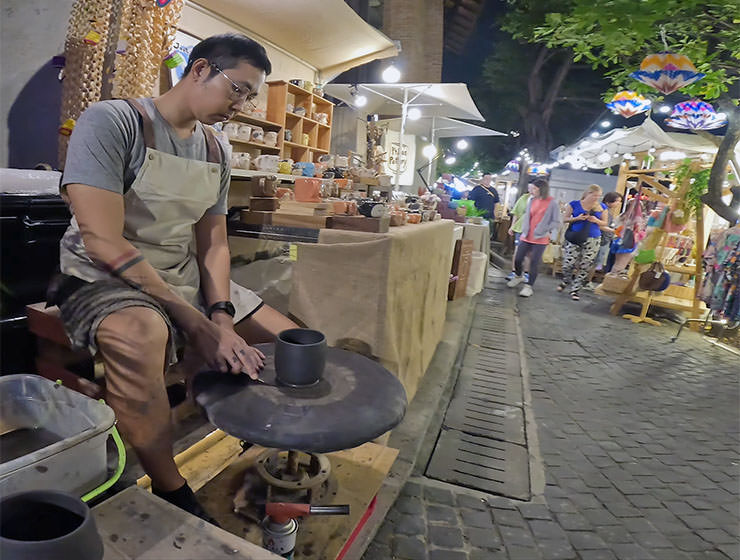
top-left (81, 425), bottom-right (126, 503)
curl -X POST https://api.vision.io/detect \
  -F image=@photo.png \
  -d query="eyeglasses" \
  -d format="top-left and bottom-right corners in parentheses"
top-left (210, 63), bottom-right (257, 109)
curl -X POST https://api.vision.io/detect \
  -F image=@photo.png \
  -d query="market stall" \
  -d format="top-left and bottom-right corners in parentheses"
top-left (289, 220), bottom-right (455, 400)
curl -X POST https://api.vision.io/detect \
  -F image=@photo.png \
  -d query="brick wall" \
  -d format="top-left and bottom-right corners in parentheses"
top-left (382, 0), bottom-right (444, 83)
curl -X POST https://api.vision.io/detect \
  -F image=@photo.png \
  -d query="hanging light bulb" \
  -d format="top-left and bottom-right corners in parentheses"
top-left (354, 94), bottom-right (368, 108)
top-left (444, 156), bottom-right (456, 165)
top-left (456, 139), bottom-right (469, 150)
top-left (590, 131), bottom-right (600, 138)
top-left (382, 65), bottom-right (401, 83)
top-left (422, 143), bottom-right (437, 160)
top-left (407, 107), bottom-right (422, 120)
top-left (600, 120), bottom-right (611, 128)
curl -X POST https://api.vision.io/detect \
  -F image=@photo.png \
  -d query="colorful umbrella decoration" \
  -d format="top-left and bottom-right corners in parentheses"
top-left (527, 163), bottom-right (548, 176)
top-left (629, 53), bottom-right (705, 95)
top-left (505, 159), bottom-right (520, 172)
top-left (664, 100), bottom-right (728, 130)
top-left (606, 91), bottom-right (652, 118)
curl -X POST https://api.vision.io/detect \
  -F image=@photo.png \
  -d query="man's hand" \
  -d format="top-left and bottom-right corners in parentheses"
top-left (191, 314), bottom-right (265, 378)
top-left (507, 228), bottom-right (514, 236)
top-left (586, 215), bottom-right (599, 223)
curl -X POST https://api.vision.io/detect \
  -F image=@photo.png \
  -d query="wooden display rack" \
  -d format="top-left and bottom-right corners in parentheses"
top-left (604, 160), bottom-right (709, 325)
top-left (267, 81), bottom-right (334, 164)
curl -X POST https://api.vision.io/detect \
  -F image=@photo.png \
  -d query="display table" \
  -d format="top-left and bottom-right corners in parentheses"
top-left (463, 221), bottom-right (490, 261)
top-left (290, 220), bottom-right (455, 400)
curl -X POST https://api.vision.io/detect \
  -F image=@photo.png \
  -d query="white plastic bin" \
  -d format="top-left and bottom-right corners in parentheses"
top-left (0, 375), bottom-right (115, 497)
top-left (466, 251), bottom-right (487, 296)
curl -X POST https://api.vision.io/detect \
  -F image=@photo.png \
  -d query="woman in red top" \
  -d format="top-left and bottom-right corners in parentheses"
top-left (507, 178), bottom-right (561, 297)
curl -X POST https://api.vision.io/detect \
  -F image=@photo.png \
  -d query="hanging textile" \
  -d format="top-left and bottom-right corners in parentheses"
top-left (702, 226), bottom-right (740, 321)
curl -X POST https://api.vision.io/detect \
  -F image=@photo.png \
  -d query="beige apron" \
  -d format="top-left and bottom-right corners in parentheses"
top-left (124, 100), bottom-right (260, 322)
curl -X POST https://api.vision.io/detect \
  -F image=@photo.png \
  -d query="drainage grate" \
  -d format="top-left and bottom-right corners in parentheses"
top-left (454, 368), bottom-right (524, 407)
top-left (443, 396), bottom-right (525, 445)
top-left (463, 345), bottom-right (520, 372)
top-left (472, 314), bottom-right (517, 334)
top-left (468, 329), bottom-right (519, 350)
top-left (426, 428), bottom-right (530, 500)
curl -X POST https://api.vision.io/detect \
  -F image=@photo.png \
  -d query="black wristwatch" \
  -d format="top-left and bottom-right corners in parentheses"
top-left (207, 301), bottom-right (236, 319)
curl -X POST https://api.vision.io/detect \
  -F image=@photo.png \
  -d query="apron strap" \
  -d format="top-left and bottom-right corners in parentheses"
top-left (201, 124), bottom-right (222, 164)
top-left (125, 99), bottom-right (156, 150)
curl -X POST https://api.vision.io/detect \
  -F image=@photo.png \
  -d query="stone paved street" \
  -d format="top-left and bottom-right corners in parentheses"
top-left (365, 269), bottom-right (740, 560)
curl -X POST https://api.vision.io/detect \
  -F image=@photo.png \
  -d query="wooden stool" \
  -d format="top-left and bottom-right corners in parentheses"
top-left (26, 302), bottom-right (195, 420)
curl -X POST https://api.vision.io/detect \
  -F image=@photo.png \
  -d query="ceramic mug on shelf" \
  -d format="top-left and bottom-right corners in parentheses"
top-left (286, 103), bottom-right (294, 113)
top-left (315, 113), bottom-right (328, 125)
top-left (317, 154), bottom-right (334, 167)
top-left (284, 130), bottom-right (292, 142)
top-left (289, 79), bottom-right (304, 88)
top-left (302, 133), bottom-right (310, 146)
top-left (230, 152), bottom-right (250, 170)
top-left (251, 127), bottom-right (264, 143)
top-left (236, 124), bottom-right (252, 141)
top-left (293, 106), bottom-right (306, 117)
top-left (278, 159), bottom-right (293, 174)
top-left (254, 154), bottom-right (279, 173)
top-left (223, 122), bottom-right (240, 138)
top-left (264, 131), bottom-right (278, 147)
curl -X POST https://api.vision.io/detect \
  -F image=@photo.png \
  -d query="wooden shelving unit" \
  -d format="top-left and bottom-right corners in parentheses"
top-left (267, 80), bottom-right (334, 163)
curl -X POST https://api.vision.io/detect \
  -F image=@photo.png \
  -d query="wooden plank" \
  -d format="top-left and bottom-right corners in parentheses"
top-left (93, 486), bottom-right (282, 560)
top-left (272, 213), bottom-right (330, 229)
top-left (638, 175), bottom-right (677, 198)
top-left (137, 430), bottom-right (245, 492)
top-left (329, 216), bottom-right (390, 233)
top-left (196, 442), bottom-right (398, 560)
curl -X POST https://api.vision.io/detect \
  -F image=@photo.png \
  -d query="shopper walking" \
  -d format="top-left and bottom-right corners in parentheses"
top-left (558, 184), bottom-right (608, 300)
top-left (507, 178), bottom-right (560, 297)
top-left (505, 185), bottom-right (533, 280)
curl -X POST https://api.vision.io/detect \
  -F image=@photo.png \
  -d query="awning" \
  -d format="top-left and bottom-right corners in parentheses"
top-left (324, 83), bottom-right (485, 121)
top-left (559, 118), bottom-right (736, 169)
top-left (380, 116), bottom-right (506, 139)
top-left (188, 0), bottom-right (398, 80)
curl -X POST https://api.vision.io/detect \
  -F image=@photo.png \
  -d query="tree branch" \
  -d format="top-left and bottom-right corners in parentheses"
top-left (542, 55), bottom-right (573, 122)
top-left (701, 99), bottom-right (740, 224)
top-left (528, 45), bottom-right (549, 107)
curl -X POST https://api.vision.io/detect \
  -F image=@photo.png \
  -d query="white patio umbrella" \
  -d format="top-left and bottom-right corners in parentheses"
top-left (324, 83), bottom-right (485, 186)
top-left (380, 116), bottom-right (506, 185)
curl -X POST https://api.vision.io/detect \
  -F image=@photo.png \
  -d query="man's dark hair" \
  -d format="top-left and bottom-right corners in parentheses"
top-left (482, 172), bottom-right (492, 177)
top-left (603, 191), bottom-right (622, 204)
top-left (183, 33), bottom-right (272, 78)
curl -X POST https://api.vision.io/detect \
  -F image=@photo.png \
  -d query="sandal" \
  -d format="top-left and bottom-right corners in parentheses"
top-left (570, 292), bottom-right (580, 301)
top-left (556, 282), bottom-right (567, 292)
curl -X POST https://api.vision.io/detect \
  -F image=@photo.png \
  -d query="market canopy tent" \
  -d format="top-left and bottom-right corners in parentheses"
top-left (380, 116), bottom-right (506, 139)
top-left (189, 0), bottom-right (398, 80)
top-left (324, 83), bottom-right (485, 121)
top-left (558, 118), bottom-right (737, 169)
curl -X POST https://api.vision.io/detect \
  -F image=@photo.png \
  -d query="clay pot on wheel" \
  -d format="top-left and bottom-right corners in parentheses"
top-left (0, 490), bottom-right (104, 560)
top-left (275, 329), bottom-right (327, 387)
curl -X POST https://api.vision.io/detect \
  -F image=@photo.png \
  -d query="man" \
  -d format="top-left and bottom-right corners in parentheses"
top-left (468, 172), bottom-right (500, 220)
top-left (49, 34), bottom-right (298, 522)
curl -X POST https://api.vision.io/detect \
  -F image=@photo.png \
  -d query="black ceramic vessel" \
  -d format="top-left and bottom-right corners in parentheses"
top-left (275, 328), bottom-right (327, 387)
top-left (0, 490), bottom-right (104, 560)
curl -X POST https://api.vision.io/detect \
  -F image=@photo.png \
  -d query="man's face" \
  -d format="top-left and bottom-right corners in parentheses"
top-left (481, 174), bottom-right (492, 185)
top-left (189, 59), bottom-right (266, 125)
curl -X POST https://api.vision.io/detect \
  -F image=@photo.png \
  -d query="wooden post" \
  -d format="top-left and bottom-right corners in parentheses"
top-left (615, 162), bottom-right (629, 197)
top-left (691, 205), bottom-right (706, 325)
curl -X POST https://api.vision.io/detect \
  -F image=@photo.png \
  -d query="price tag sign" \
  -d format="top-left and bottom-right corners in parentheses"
top-left (289, 244), bottom-right (298, 261)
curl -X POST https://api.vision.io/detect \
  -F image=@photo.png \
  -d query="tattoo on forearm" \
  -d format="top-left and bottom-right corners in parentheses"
top-left (111, 255), bottom-right (145, 276)
top-left (106, 249), bottom-right (140, 273)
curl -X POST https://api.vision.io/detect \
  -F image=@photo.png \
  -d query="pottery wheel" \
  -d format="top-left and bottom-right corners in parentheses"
top-left (191, 344), bottom-right (407, 453)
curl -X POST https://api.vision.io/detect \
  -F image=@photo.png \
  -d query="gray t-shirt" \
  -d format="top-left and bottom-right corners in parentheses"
top-left (59, 98), bottom-right (231, 283)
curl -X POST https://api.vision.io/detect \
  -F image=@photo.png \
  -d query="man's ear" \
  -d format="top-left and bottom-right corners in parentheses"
top-left (189, 58), bottom-right (211, 83)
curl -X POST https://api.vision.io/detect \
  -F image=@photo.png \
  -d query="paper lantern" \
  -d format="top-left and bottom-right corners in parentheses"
top-left (629, 53), bottom-right (705, 95)
top-left (606, 91), bottom-right (652, 118)
top-left (505, 159), bottom-right (520, 172)
top-left (664, 100), bottom-right (728, 130)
